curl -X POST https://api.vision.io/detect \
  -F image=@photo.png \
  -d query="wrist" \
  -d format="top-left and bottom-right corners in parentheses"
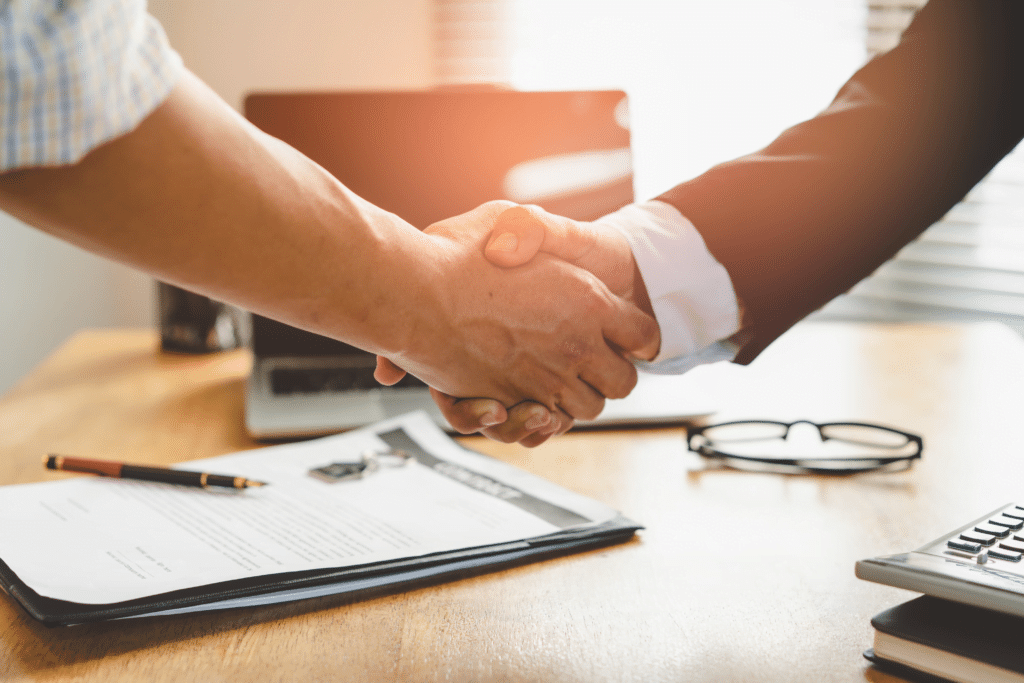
top-left (368, 230), bottom-right (464, 387)
top-left (367, 222), bottom-right (449, 359)
top-left (292, 192), bottom-right (438, 360)
top-left (604, 200), bottom-right (739, 362)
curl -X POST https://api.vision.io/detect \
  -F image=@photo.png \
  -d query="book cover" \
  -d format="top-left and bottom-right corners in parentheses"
top-left (867, 595), bottom-right (1024, 682)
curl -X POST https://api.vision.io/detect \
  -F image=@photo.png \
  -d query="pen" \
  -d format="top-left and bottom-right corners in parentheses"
top-left (44, 455), bottom-right (267, 489)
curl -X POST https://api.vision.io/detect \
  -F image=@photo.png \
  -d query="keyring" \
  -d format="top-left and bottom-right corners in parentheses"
top-left (308, 448), bottom-right (415, 483)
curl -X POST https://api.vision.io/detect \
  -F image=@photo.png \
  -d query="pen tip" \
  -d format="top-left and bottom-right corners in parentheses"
top-left (247, 480), bottom-right (267, 488)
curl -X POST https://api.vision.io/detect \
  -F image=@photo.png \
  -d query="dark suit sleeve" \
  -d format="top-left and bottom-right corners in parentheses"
top-left (656, 0), bottom-right (1024, 364)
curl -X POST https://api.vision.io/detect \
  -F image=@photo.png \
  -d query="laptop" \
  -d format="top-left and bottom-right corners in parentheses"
top-left (243, 89), bottom-right (717, 440)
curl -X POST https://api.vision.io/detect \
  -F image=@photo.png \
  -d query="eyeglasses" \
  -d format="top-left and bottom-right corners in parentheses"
top-left (686, 420), bottom-right (923, 475)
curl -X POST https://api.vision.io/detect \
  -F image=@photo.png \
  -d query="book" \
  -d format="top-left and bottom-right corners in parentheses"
top-left (866, 595), bottom-right (1024, 683)
top-left (0, 411), bottom-right (641, 626)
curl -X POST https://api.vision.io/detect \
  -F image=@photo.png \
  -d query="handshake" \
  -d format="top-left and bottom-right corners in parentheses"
top-left (373, 200), bottom-right (662, 448)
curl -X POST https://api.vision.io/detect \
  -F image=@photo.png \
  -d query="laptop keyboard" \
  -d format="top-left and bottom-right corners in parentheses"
top-left (270, 367), bottom-right (426, 395)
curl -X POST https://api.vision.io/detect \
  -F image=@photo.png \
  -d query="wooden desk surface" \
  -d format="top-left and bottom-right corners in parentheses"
top-left (2, 322), bottom-right (1023, 683)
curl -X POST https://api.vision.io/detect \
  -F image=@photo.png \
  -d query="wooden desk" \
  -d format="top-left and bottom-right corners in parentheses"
top-left (2, 322), bottom-right (1023, 683)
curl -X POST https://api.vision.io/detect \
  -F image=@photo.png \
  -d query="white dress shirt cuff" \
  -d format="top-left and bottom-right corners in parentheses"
top-left (597, 200), bottom-right (741, 373)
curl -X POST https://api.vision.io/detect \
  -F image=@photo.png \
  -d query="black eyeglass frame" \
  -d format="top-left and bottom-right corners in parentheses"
top-left (686, 419), bottom-right (923, 475)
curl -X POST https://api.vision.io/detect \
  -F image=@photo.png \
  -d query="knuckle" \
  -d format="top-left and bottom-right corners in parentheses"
top-left (624, 367), bottom-right (639, 394)
top-left (581, 292), bottom-right (617, 325)
top-left (637, 314), bottom-right (659, 345)
top-left (483, 199), bottom-right (518, 220)
top-left (444, 412), bottom-right (481, 434)
top-left (560, 335), bottom-right (595, 364)
top-left (483, 426), bottom-right (522, 444)
top-left (438, 400), bottom-right (485, 434)
top-left (522, 431), bottom-right (553, 448)
top-left (575, 398), bottom-right (604, 422)
top-left (604, 367), bottom-right (638, 400)
top-left (450, 423), bottom-right (481, 435)
top-left (535, 377), bottom-right (564, 408)
top-left (484, 199), bottom-right (517, 211)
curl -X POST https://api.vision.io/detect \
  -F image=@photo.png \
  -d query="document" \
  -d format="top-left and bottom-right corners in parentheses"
top-left (0, 412), bottom-right (627, 612)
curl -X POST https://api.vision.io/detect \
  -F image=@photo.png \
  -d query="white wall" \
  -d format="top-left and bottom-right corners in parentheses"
top-left (0, 0), bottom-right (435, 394)
top-left (0, 222), bottom-right (154, 389)
top-left (150, 0), bottom-right (436, 111)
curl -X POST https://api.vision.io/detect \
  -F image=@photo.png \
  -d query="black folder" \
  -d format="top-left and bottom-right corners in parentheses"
top-left (0, 418), bottom-right (641, 627)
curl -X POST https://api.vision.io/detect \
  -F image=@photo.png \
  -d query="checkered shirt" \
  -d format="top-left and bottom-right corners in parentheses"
top-left (0, 0), bottom-right (183, 171)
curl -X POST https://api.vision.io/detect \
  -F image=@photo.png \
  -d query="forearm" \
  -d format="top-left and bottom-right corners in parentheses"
top-left (0, 72), bottom-right (654, 414)
top-left (0, 70), bottom-right (430, 357)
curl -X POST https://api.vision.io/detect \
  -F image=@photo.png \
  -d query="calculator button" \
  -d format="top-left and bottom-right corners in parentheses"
top-left (1000, 540), bottom-right (1024, 553)
top-left (988, 547), bottom-right (1023, 562)
top-left (989, 516), bottom-right (1024, 530)
top-left (1001, 510), bottom-right (1024, 520)
top-left (948, 539), bottom-right (983, 553)
top-left (975, 524), bottom-right (1011, 538)
top-left (960, 532), bottom-right (996, 546)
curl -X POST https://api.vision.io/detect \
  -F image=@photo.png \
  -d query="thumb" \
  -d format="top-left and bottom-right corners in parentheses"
top-left (486, 204), bottom-right (601, 267)
top-left (483, 206), bottom-right (549, 267)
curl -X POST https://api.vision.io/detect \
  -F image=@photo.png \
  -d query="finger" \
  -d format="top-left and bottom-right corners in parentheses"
top-left (553, 375), bottom-right (607, 422)
top-left (429, 388), bottom-right (507, 434)
top-left (374, 356), bottom-right (407, 385)
top-left (515, 406), bottom-right (575, 447)
top-left (601, 297), bottom-right (662, 362)
top-left (478, 401), bottom-right (557, 444)
top-left (578, 353), bottom-right (638, 402)
top-left (484, 205), bottom-right (547, 268)
top-left (552, 405), bottom-right (575, 435)
top-left (550, 307), bottom-right (642, 408)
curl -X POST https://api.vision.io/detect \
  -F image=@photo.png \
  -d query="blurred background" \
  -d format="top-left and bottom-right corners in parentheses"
top-left (9, 0), bottom-right (1021, 394)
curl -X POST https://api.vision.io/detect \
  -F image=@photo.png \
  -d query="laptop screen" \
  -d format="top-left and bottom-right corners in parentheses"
top-left (243, 89), bottom-right (632, 358)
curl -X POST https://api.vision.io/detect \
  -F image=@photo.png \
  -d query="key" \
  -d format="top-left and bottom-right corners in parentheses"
top-left (988, 547), bottom-right (1023, 562)
top-left (960, 531), bottom-right (996, 547)
top-left (975, 523), bottom-right (1010, 538)
top-left (989, 516), bottom-right (1024, 530)
top-left (948, 539), bottom-right (982, 553)
top-left (1000, 539), bottom-right (1024, 552)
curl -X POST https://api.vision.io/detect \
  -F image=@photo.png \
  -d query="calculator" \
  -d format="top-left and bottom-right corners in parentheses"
top-left (857, 503), bottom-right (1024, 618)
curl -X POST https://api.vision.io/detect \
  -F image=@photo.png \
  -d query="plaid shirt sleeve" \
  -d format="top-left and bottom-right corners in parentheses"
top-left (0, 0), bottom-right (183, 171)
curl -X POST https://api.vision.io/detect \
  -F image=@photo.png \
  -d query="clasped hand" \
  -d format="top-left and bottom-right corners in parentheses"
top-left (376, 201), bottom-right (659, 447)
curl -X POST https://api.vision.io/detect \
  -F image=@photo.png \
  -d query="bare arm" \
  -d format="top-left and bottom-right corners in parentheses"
top-left (0, 70), bottom-right (424, 355)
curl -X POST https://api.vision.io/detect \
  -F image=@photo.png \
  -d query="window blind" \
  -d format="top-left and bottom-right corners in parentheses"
top-left (433, 0), bottom-right (510, 85)
top-left (815, 0), bottom-right (1024, 334)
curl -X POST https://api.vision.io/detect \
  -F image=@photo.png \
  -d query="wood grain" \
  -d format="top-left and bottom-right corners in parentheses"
top-left (2, 322), bottom-right (1022, 682)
